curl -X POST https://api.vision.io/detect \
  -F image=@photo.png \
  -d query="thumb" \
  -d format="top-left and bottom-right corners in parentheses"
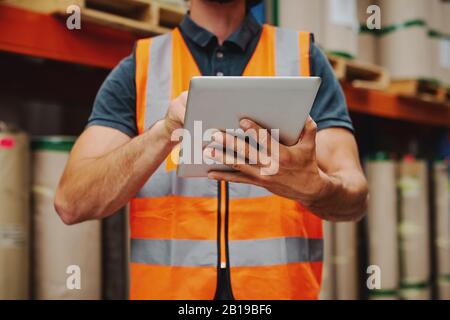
top-left (297, 117), bottom-right (317, 148)
top-left (180, 91), bottom-right (188, 107)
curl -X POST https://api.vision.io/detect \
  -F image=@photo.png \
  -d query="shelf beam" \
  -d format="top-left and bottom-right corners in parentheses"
top-left (0, 5), bottom-right (138, 69)
top-left (345, 84), bottom-right (450, 128)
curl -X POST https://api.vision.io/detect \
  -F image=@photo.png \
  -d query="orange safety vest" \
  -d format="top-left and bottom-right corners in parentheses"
top-left (131, 24), bottom-right (323, 300)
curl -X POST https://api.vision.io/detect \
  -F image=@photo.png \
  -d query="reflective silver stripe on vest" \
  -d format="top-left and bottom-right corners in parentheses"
top-left (131, 238), bottom-right (217, 266)
top-left (275, 28), bottom-right (300, 76)
top-left (145, 33), bottom-right (173, 131)
top-left (229, 237), bottom-right (323, 267)
top-left (130, 237), bottom-right (322, 267)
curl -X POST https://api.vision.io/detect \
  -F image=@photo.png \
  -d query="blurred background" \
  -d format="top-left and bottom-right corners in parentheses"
top-left (0, 0), bottom-right (449, 300)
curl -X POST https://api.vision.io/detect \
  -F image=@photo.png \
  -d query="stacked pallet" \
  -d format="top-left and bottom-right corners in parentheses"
top-left (1, 0), bottom-right (187, 35)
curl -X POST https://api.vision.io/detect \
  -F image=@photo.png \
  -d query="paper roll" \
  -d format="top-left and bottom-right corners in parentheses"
top-left (400, 287), bottom-right (431, 300)
top-left (366, 160), bottom-right (399, 293)
top-left (279, 0), bottom-right (325, 42)
top-left (279, 0), bottom-right (358, 58)
top-left (378, 0), bottom-right (428, 27)
top-left (379, 26), bottom-right (432, 80)
top-left (0, 126), bottom-right (30, 300)
top-left (438, 2), bottom-right (450, 85)
top-left (438, 280), bottom-right (450, 300)
top-left (398, 160), bottom-right (430, 287)
top-left (334, 222), bottom-right (359, 300)
top-left (32, 137), bottom-right (101, 300)
top-left (319, 221), bottom-right (335, 300)
top-left (434, 162), bottom-right (450, 277)
top-left (322, 0), bottom-right (359, 58)
top-left (357, 0), bottom-right (378, 64)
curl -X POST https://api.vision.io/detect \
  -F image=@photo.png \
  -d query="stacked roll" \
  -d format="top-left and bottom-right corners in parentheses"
top-left (334, 222), bottom-right (359, 300)
top-left (434, 161), bottom-right (450, 300)
top-left (366, 156), bottom-right (399, 300)
top-left (438, 1), bottom-right (450, 85)
top-left (319, 221), bottom-right (335, 300)
top-left (279, 0), bottom-right (325, 42)
top-left (322, 0), bottom-right (359, 59)
top-left (377, 0), bottom-right (432, 79)
top-left (0, 123), bottom-right (30, 300)
top-left (398, 158), bottom-right (430, 300)
top-left (279, 0), bottom-right (358, 59)
top-left (357, 0), bottom-right (378, 64)
top-left (32, 137), bottom-right (101, 300)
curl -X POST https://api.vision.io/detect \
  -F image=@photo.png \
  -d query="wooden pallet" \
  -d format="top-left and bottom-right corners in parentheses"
top-left (1, 0), bottom-right (186, 35)
top-left (388, 80), bottom-right (450, 105)
top-left (327, 55), bottom-right (390, 91)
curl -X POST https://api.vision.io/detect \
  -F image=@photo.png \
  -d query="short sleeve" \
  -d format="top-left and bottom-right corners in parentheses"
top-left (309, 43), bottom-right (354, 133)
top-left (87, 51), bottom-right (138, 137)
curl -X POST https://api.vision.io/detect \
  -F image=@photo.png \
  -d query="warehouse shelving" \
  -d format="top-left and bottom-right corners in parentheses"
top-left (0, 4), bottom-right (449, 128)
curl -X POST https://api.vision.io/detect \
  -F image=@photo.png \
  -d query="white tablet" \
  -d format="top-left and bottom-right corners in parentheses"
top-left (176, 76), bottom-right (321, 178)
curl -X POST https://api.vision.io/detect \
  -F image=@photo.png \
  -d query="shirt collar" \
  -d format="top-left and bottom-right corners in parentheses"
top-left (179, 13), bottom-right (262, 51)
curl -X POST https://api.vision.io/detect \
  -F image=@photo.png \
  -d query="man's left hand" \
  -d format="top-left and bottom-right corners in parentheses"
top-left (204, 117), bottom-right (332, 208)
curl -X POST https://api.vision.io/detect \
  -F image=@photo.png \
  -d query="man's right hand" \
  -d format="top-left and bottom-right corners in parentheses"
top-left (162, 91), bottom-right (188, 139)
top-left (54, 92), bottom-right (189, 225)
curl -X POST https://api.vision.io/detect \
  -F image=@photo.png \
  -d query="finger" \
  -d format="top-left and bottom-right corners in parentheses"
top-left (240, 119), bottom-right (278, 158)
top-left (180, 91), bottom-right (188, 106)
top-left (207, 171), bottom-right (265, 187)
top-left (212, 131), bottom-right (260, 165)
top-left (297, 117), bottom-right (317, 149)
top-left (203, 145), bottom-right (262, 178)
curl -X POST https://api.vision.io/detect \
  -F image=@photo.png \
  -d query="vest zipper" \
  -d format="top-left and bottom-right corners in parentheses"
top-left (214, 180), bottom-right (234, 300)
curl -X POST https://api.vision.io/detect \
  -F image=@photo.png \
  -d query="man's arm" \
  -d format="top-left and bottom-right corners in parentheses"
top-left (205, 118), bottom-right (368, 222)
top-left (309, 127), bottom-right (368, 221)
top-left (54, 93), bottom-right (187, 225)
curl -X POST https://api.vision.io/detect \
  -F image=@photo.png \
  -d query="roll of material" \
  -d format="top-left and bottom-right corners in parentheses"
top-left (400, 287), bottom-right (431, 300)
top-left (32, 137), bottom-right (101, 300)
top-left (279, 0), bottom-right (358, 58)
top-left (427, 0), bottom-right (444, 32)
top-left (279, 0), bottom-right (324, 41)
top-left (379, 26), bottom-right (432, 80)
top-left (398, 160), bottom-right (430, 288)
top-left (378, 0), bottom-right (428, 27)
top-left (322, 0), bottom-right (359, 58)
top-left (0, 124), bottom-right (30, 300)
top-left (428, 0), bottom-right (450, 84)
top-left (357, 0), bottom-right (378, 64)
top-left (434, 162), bottom-right (450, 277)
top-left (334, 222), bottom-right (359, 300)
top-left (366, 160), bottom-right (399, 295)
top-left (438, 280), bottom-right (450, 300)
top-left (319, 221), bottom-right (335, 300)
top-left (438, 2), bottom-right (450, 85)
top-left (377, 0), bottom-right (432, 79)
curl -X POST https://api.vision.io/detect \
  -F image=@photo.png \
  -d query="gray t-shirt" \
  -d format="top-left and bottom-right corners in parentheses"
top-left (88, 14), bottom-right (353, 137)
